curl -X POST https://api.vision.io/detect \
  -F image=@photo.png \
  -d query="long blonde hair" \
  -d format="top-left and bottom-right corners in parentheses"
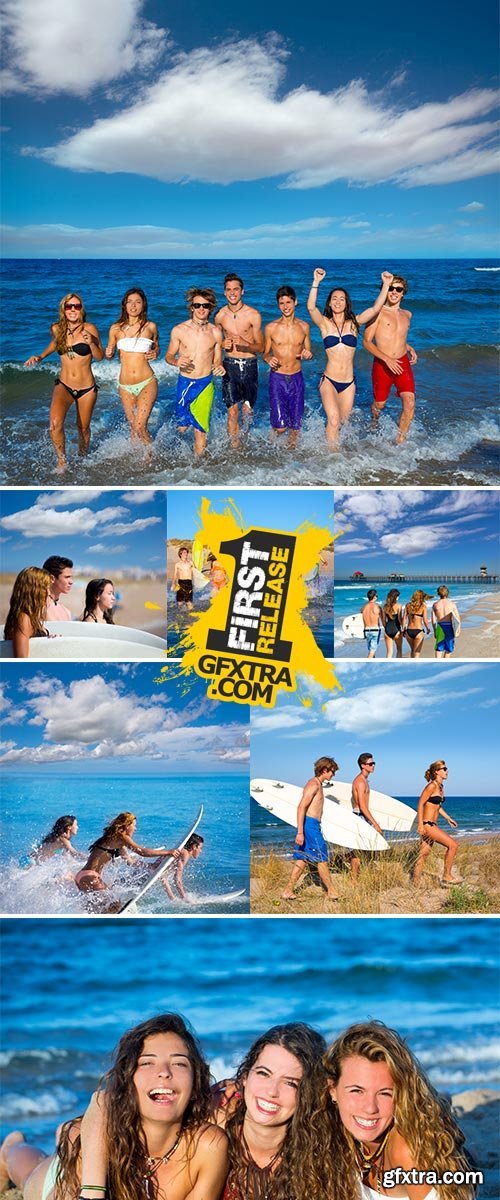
top-left (406, 589), bottom-right (432, 616)
top-left (53, 292), bottom-right (87, 354)
top-left (321, 1021), bottom-right (475, 1200)
top-left (88, 812), bottom-right (135, 852)
top-left (4, 567), bottom-right (51, 640)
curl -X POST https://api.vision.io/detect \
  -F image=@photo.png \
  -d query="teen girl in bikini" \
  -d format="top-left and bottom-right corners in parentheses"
top-left (307, 268), bottom-right (394, 446)
top-left (106, 288), bottom-right (159, 449)
top-left (73, 812), bottom-right (176, 894)
top-left (322, 1020), bottom-right (475, 1200)
top-left (403, 591), bottom-right (432, 658)
top-left (24, 293), bottom-right (104, 472)
top-left (413, 761), bottom-right (461, 888)
top-left (381, 589), bottom-right (404, 659)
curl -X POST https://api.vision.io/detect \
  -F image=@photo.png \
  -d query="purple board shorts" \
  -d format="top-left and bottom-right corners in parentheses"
top-left (269, 370), bottom-right (305, 430)
top-left (292, 816), bottom-right (329, 863)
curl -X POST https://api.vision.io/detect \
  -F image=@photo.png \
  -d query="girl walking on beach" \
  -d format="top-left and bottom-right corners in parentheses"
top-left (381, 589), bottom-right (404, 658)
top-left (413, 761), bottom-right (461, 888)
top-left (105, 287), bottom-right (159, 451)
top-left (322, 1020), bottom-right (475, 1200)
top-left (307, 267), bottom-right (394, 446)
top-left (82, 579), bottom-right (116, 625)
top-left (24, 293), bottom-right (104, 472)
top-left (403, 590), bottom-right (432, 658)
top-left (74, 812), bottom-right (176, 895)
top-left (0, 1012), bottom-right (228, 1200)
top-left (3, 567), bottom-right (51, 658)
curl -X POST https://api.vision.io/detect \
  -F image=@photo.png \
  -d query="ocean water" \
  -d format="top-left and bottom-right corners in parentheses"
top-left (0, 773), bottom-right (249, 915)
top-left (251, 795), bottom-right (500, 854)
top-left (1, 258), bottom-right (499, 487)
top-left (167, 571), bottom-right (333, 657)
top-left (1, 916), bottom-right (498, 1150)
top-left (334, 580), bottom-right (498, 655)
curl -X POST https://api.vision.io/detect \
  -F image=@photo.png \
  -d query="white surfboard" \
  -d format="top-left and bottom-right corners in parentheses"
top-left (192, 567), bottom-right (211, 593)
top-left (118, 806), bottom-right (204, 914)
top-left (0, 622), bottom-right (169, 660)
top-left (342, 613), bottom-right (366, 640)
top-left (251, 779), bottom-right (388, 852)
top-left (322, 780), bottom-right (416, 833)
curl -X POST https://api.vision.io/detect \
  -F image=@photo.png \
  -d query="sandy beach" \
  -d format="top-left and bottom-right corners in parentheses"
top-left (251, 835), bottom-right (500, 916)
top-left (3, 1088), bottom-right (498, 1198)
top-left (418, 590), bottom-right (500, 659)
top-left (0, 575), bottom-right (166, 638)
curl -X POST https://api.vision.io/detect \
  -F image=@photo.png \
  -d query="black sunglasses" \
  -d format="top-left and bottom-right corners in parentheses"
top-left (388, 285), bottom-right (404, 293)
top-left (192, 302), bottom-right (210, 310)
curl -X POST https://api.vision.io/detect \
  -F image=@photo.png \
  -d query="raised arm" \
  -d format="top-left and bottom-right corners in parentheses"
top-left (24, 334), bottom-right (57, 367)
top-left (356, 271), bottom-right (393, 324)
top-left (307, 267), bottom-right (326, 326)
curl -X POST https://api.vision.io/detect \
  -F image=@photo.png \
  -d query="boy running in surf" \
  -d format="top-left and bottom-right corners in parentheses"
top-left (263, 286), bottom-right (313, 448)
top-left (363, 275), bottom-right (417, 443)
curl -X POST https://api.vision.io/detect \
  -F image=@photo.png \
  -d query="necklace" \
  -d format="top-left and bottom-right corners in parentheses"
top-left (354, 1125), bottom-right (392, 1193)
top-left (144, 1130), bottom-right (182, 1192)
top-left (65, 322), bottom-right (83, 357)
top-left (229, 303), bottom-right (244, 319)
top-left (240, 1129), bottom-right (283, 1200)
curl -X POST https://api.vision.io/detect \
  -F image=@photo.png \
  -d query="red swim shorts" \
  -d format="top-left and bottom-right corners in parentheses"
top-left (372, 354), bottom-right (415, 405)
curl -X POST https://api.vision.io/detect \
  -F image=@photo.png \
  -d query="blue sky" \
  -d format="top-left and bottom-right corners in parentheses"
top-left (1, 0), bottom-right (498, 258)
top-left (0, 663), bottom-right (249, 773)
top-left (335, 489), bottom-right (500, 575)
top-left (0, 488), bottom-right (166, 576)
top-left (167, 489), bottom-right (333, 540)
top-left (250, 661), bottom-right (500, 795)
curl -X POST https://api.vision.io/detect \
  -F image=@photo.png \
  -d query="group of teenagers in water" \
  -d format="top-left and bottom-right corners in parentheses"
top-left (360, 587), bottom-right (461, 660)
top-left (27, 812), bottom-right (200, 907)
top-left (24, 269), bottom-right (417, 467)
top-left (3, 554), bottom-right (119, 657)
top-left (0, 1013), bottom-right (477, 1200)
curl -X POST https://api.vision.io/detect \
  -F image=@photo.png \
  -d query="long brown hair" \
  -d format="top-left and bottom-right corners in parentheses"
top-left (55, 1013), bottom-right (213, 1200)
top-left (321, 1021), bottom-right (475, 1200)
top-left (4, 567), bottom-right (51, 640)
top-left (226, 1023), bottom-right (329, 1200)
top-left (406, 589), bottom-right (432, 616)
top-left (384, 588), bottom-right (400, 616)
top-left (53, 293), bottom-right (87, 354)
top-left (83, 578), bottom-right (115, 624)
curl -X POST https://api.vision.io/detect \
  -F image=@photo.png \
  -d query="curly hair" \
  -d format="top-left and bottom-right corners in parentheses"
top-left (55, 1013), bottom-right (212, 1200)
top-left (406, 589), bottom-right (433, 616)
top-left (320, 1021), bottom-right (475, 1200)
top-left (82, 579), bottom-right (115, 624)
top-left (53, 293), bottom-right (86, 355)
top-left (425, 760), bottom-right (447, 783)
top-left (323, 287), bottom-right (359, 334)
top-left (117, 287), bottom-right (148, 333)
top-left (225, 1023), bottom-right (330, 1200)
top-left (4, 567), bottom-right (51, 640)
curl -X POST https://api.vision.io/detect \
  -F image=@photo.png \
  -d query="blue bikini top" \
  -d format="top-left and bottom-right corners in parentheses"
top-left (323, 332), bottom-right (357, 349)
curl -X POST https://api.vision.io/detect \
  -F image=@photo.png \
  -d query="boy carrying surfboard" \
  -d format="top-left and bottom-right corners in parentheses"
top-left (281, 757), bottom-right (339, 901)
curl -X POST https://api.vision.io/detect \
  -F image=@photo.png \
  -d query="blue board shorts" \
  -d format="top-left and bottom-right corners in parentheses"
top-left (364, 628), bottom-right (381, 654)
top-left (269, 370), bottom-right (305, 430)
top-left (435, 620), bottom-right (455, 654)
top-left (292, 816), bottom-right (329, 863)
top-left (176, 373), bottom-right (214, 434)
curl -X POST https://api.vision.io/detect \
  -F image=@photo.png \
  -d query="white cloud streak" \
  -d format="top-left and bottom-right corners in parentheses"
top-left (24, 39), bottom-right (498, 190)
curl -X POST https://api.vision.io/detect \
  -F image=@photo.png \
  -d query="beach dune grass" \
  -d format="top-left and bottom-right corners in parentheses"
top-left (251, 837), bottom-right (500, 915)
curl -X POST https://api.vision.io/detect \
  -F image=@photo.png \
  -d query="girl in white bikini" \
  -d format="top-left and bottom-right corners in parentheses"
top-left (323, 1021), bottom-right (475, 1200)
top-left (106, 288), bottom-right (159, 448)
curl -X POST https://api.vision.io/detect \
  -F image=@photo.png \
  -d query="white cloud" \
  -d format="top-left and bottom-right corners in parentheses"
top-left (31, 40), bottom-right (498, 189)
top-left (1, 0), bottom-right (166, 96)
top-left (34, 490), bottom-right (106, 508)
top-left (0, 504), bottom-right (126, 539)
top-left (335, 539), bottom-right (374, 555)
top-left (380, 524), bottom-right (450, 557)
top-left (101, 518), bottom-right (161, 535)
top-left (323, 674), bottom-right (480, 735)
top-left (121, 490), bottom-right (157, 505)
top-left (336, 490), bottom-right (426, 534)
top-left (251, 710), bottom-right (308, 732)
top-left (459, 201), bottom-right (485, 212)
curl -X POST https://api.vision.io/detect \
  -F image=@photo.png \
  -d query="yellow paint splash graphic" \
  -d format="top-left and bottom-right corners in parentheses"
top-left (144, 601), bottom-right (163, 611)
top-left (167, 497), bottom-right (340, 709)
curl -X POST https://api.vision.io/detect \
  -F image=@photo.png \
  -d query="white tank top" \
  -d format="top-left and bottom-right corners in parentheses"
top-left (116, 336), bottom-right (153, 352)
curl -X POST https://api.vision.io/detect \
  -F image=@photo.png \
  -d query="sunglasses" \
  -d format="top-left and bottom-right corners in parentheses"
top-left (388, 286), bottom-right (404, 293)
top-left (366, 761), bottom-right (375, 765)
top-left (65, 302), bottom-right (82, 310)
top-left (192, 302), bottom-right (210, 310)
